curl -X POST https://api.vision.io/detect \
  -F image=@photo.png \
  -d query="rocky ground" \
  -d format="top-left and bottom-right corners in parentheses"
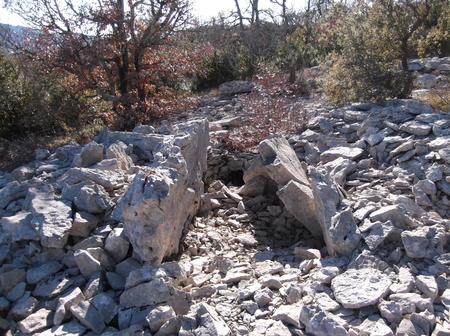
top-left (1, 59), bottom-right (450, 336)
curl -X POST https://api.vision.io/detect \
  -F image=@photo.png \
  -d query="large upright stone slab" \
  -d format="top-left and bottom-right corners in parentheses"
top-left (243, 135), bottom-right (310, 191)
top-left (242, 136), bottom-right (323, 239)
top-left (113, 120), bottom-right (208, 265)
top-left (277, 180), bottom-right (323, 239)
top-left (309, 166), bottom-right (348, 257)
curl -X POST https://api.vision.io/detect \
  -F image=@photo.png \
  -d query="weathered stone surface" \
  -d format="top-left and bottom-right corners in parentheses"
top-left (244, 135), bottom-right (310, 189)
top-left (35, 320), bottom-right (87, 336)
top-left (265, 320), bottom-right (291, 336)
top-left (401, 225), bottom-right (448, 259)
top-left (13, 166), bottom-right (35, 182)
top-left (17, 308), bottom-right (54, 334)
top-left (331, 268), bottom-right (392, 309)
top-left (236, 175), bottom-right (267, 197)
top-left (0, 181), bottom-right (25, 209)
top-left (390, 267), bottom-right (415, 294)
top-left (74, 249), bottom-right (104, 279)
top-left (328, 209), bottom-right (361, 256)
top-left (320, 146), bottom-right (364, 162)
top-left (324, 157), bottom-right (357, 186)
top-left (114, 167), bottom-right (194, 265)
top-left (73, 183), bottom-right (112, 214)
top-left (54, 287), bottom-right (85, 325)
top-left (96, 130), bottom-right (164, 160)
top-left (294, 246), bottom-right (321, 260)
top-left (33, 272), bottom-right (73, 299)
top-left (222, 272), bottom-right (252, 284)
top-left (10, 295), bottom-right (39, 320)
top-left (310, 266), bottom-right (340, 284)
top-left (6, 281), bottom-right (26, 302)
top-left (120, 278), bottom-right (171, 308)
top-left (0, 268), bottom-right (26, 292)
top-left (105, 142), bottom-right (133, 170)
top-left (72, 141), bottom-right (104, 168)
top-left (70, 300), bottom-right (106, 334)
top-left (272, 304), bottom-right (302, 329)
top-left (146, 305), bottom-right (176, 333)
top-left (104, 228), bottom-right (130, 263)
top-left (389, 292), bottom-right (434, 312)
top-left (70, 211), bottom-right (99, 237)
top-left (30, 195), bottom-right (73, 248)
top-left (309, 166), bottom-right (345, 257)
top-left (277, 180), bottom-right (323, 239)
top-left (254, 287), bottom-right (274, 307)
top-left (363, 221), bottom-right (395, 250)
top-left (90, 293), bottom-right (118, 324)
top-left (415, 275), bottom-right (438, 299)
top-left (399, 121), bottom-right (432, 136)
top-left (26, 261), bottom-right (63, 285)
top-left (83, 272), bottom-right (103, 300)
top-left (378, 299), bottom-right (402, 323)
top-left (113, 121), bottom-right (208, 265)
top-left (1, 211), bottom-right (39, 242)
top-left (300, 305), bottom-right (348, 336)
top-left (369, 205), bottom-right (413, 230)
top-left (315, 292), bottom-right (340, 312)
top-left (60, 167), bottom-right (125, 190)
top-left (36, 148), bottom-right (50, 161)
top-left (194, 303), bottom-right (231, 336)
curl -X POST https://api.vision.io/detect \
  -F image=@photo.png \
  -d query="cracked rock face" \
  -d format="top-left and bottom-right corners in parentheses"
top-left (331, 268), bottom-right (392, 309)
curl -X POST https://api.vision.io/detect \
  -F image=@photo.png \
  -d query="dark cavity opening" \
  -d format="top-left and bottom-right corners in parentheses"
top-left (227, 169), bottom-right (244, 187)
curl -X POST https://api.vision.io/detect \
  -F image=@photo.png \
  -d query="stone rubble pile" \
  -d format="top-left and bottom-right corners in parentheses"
top-left (409, 57), bottom-right (450, 97)
top-left (0, 93), bottom-right (450, 336)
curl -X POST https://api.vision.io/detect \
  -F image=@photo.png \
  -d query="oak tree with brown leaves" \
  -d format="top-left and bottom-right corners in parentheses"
top-left (4, 0), bottom-right (211, 129)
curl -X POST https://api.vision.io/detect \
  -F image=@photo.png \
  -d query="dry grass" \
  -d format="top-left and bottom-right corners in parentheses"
top-left (0, 124), bottom-right (103, 173)
top-left (419, 77), bottom-right (450, 112)
top-left (0, 136), bottom-right (67, 172)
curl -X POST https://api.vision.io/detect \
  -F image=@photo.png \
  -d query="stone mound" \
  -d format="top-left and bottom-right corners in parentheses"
top-left (0, 96), bottom-right (450, 335)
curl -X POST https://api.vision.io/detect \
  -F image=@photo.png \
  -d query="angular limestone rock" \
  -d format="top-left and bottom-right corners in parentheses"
top-left (300, 305), bottom-right (348, 336)
top-left (244, 135), bottom-right (310, 190)
top-left (72, 141), bottom-right (104, 168)
top-left (114, 166), bottom-right (195, 265)
top-left (277, 180), bottom-right (323, 239)
top-left (53, 287), bottom-right (85, 325)
top-left (60, 168), bottom-right (125, 190)
top-left (70, 300), bottom-right (106, 334)
top-left (113, 121), bottom-right (208, 265)
top-left (309, 166), bottom-right (347, 257)
top-left (105, 142), bottom-right (133, 170)
top-left (328, 209), bottom-right (362, 256)
top-left (120, 278), bottom-right (171, 308)
top-left (401, 225), bottom-right (448, 259)
top-left (1, 212), bottom-right (39, 242)
top-left (17, 308), bottom-right (54, 334)
top-left (70, 211), bottom-right (99, 237)
top-left (73, 183), bottom-right (112, 214)
top-left (320, 146), bottom-right (364, 163)
top-left (331, 268), bottom-right (392, 309)
top-left (30, 195), bottom-right (73, 249)
top-left (193, 303), bottom-right (231, 336)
